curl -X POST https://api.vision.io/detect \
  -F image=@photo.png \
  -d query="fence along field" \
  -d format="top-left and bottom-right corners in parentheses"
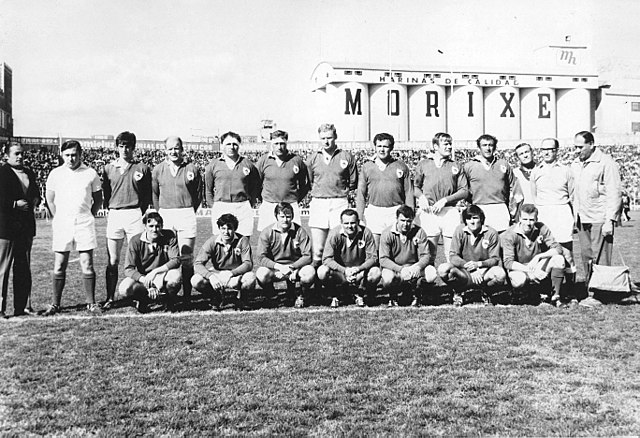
top-left (0, 214), bottom-right (638, 435)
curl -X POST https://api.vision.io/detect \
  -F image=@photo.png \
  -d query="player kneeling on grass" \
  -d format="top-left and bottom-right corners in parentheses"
top-left (380, 205), bottom-right (437, 307)
top-left (437, 205), bottom-right (506, 307)
top-left (317, 209), bottom-right (381, 308)
top-left (256, 202), bottom-right (315, 308)
top-left (500, 204), bottom-right (565, 306)
top-left (118, 211), bottom-right (182, 313)
top-left (191, 213), bottom-right (256, 311)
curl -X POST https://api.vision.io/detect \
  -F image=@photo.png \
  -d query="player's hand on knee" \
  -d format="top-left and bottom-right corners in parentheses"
top-left (533, 268), bottom-right (547, 282)
top-left (464, 260), bottom-right (480, 272)
top-left (471, 270), bottom-right (484, 285)
top-left (218, 271), bottom-right (233, 287)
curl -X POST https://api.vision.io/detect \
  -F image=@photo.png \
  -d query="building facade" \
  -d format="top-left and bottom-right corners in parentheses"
top-left (0, 63), bottom-right (13, 145)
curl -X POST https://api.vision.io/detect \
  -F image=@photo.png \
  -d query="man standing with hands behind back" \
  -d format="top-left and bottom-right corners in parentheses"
top-left (0, 143), bottom-right (40, 317)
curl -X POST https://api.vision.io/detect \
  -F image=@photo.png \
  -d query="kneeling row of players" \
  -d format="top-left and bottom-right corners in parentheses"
top-left (119, 202), bottom-right (572, 312)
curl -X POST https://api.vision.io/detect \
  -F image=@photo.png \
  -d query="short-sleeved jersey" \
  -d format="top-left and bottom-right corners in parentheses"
top-left (152, 160), bottom-right (202, 210)
top-left (256, 153), bottom-right (310, 204)
top-left (449, 224), bottom-right (501, 268)
top-left (204, 156), bottom-right (259, 206)
top-left (356, 158), bottom-right (414, 217)
top-left (46, 164), bottom-right (102, 218)
top-left (464, 156), bottom-right (519, 205)
top-left (307, 149), bottom-right (358, 199)
top-left (124, 229), bottom-right (181, 281)
top-left (531, 161), bottom-right (573, 206)
top-left (194, 233), bottom-right (252, 277)
top-left (257, 223), bottom-right (312, 269)
top-left (414, 157), bottom-right (468, 206)
top-left (102, 160), bottom-right (152, 210)
top-left (513, 167), bottom-right (535, 205)
top-left (379, 225), bottom-right (430, 272)
top-left (500, 222), bottom-right (560, 270)
top-left (322, 225), bottom-right (377, 272)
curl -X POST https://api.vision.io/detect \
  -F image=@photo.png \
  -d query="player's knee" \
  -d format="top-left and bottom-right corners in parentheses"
top-left (509, 271), bottom-right (527, 289)
top-left (381, 269), bottom-right (396, 287)
top-left (241, 272), bottom-right (257, 290)
top-left (190, 273), bottom-right (207, 291)
top-left (316, 265), bottom-right (331, 282)
top-left (424, 265), bottom-right (438, 283)
top-left (298, 265), bottom-right (316, 285)
top-left (486, 266), bottom-right (507, 284)
top-left (117, 278), bottom-right (135, 299)
top-left (548, 254), bottom-right (565, 269)
top-left (367, 266), bottom-right (382, 285)
top-left (256, 267), bottom-right (273, 285)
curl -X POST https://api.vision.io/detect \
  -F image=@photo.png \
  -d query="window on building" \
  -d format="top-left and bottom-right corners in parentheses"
top-left (632, 122), bottom-right (640, 133)
top-left (631, 102), bottom-right (640, 112)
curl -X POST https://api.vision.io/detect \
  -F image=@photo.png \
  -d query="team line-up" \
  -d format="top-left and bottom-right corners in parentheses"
top-left (0, 125), bottom-right (623, 316)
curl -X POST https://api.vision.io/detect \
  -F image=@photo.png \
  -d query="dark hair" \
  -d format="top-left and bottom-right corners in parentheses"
top-left (220, 131), bottom-right (242, 144)
top-left (575, 131), bottom-right (594, 145)
top-left (462, 204), bottom-right (485, 224)
top-left (476, 134), bottom-right (498, 148)
top-left (216, 213), bottom-right (239, 230)
top-left (396, 205), bottom-right (415, 219)
top-left (541, 138), bottom-right (559, 149)
top-left (340, 208), bottom-right (359, 222)
top-left (520, 203), bottom-right (538, 216)
top-left (373, 132), bottom-right (395, 148)
top-left (515, 142), bottom-right (532, 153)
top-left (270, 130), bottom-right (288, 141)
top-left (116, 131), bottom-right (136, 147)
top-left (143, 210), bottom-right (164, 225)
top-left (274, 202), bottom-right (294, 218)
top-left (432, 132), bottom-right (452, 147)
top-left (61, 140), bottom-right (82, 154)
top-left (2, 143), bottom-right (22, 156)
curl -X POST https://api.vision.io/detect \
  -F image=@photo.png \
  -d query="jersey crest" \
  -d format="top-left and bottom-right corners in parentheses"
top-left (396, 169), bottom-right (404, 178)
top-left (134, 171), bottom-right (143, 181)
top-left (481, 239), bottom-right (490, 249)
top-left (293, 239), bottom-right (300, 248)
top-left (340, 159), bottom-right (348, 169)
top-left (293, 165), bottom-right (299, 174)
top-left (234, 247), bottom-right (242, 257)
top-left (452, 165), bottom-right (459, 175)
top-left (242, 167), bottom-right (250, 176)
top-left (357, 239), bottom-right (365, 249)
top-left (412, 236), bottom-right (420, 246)
top-left (500, 164), bottom-right (507, 173)
top-left (187, 171), bottom-right (195, 181)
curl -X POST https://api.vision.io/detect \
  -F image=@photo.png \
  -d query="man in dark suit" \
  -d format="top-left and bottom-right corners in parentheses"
top-left (0, 143), bottom-right (40, 317)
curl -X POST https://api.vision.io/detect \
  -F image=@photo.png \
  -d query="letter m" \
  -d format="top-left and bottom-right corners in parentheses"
top-left (345, 88), bottom-right (362, 115)
top-left (559, 50), bottom-right (576, 65)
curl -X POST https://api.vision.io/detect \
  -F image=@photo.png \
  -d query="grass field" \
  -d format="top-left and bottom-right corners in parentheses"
top-left (1, 213), bottom-right (639, 435)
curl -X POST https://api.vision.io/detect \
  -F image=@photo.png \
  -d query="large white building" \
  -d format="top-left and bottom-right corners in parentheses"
top-left (311, 45), bottom-right (640, 145)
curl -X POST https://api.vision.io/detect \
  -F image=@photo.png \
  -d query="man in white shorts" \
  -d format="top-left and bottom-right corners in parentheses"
top-left (204, 131), bottom-right (259, 237)
top-left (356, 133), bottom-right (414, 248)
top-left (152, 136), bottom-right (202, 301)
top-left (463, 134), bottom-right (523, 233)
top-left (306, 123), bottom-right (358, 269)
top-left (43, 140), bottom-right (103, 316)
top-left (102, 131), bottom-right (152, 309)
top-left (531, 137), bottom-right (577, 295)
top-left (501, 204), bottom-right (566, 306)
top-left (414, 132), bottom-right (468, 263)
top-left (118, 211), bottom-right (182, 313)
top-left (255, 130), bottom-right (309, 232)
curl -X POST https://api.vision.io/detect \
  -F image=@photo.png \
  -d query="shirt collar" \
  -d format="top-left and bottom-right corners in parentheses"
top-left (585, 147), bottom-right (603, 163)
top-left (514, 222), bottom-right (540, 238)
top-left (114, 158), bottom-right (131, 168)
top-left (462, 225), bottom-right (488, 235)
top-left (141, 230), bottom-right (163, 244)
top-left (215, 233), bottom-right (238, 246)
top-left (340, 225), bottom-right (363, 238)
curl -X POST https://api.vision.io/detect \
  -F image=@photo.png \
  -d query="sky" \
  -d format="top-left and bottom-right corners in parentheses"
top-left (0, 0), bottom-right (638, 140)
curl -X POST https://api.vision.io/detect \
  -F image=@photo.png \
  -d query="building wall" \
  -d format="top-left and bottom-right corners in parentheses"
top-left (0, 63), bottom-right (13, 139)
top-left (596, 92), bottom-right (640, 135)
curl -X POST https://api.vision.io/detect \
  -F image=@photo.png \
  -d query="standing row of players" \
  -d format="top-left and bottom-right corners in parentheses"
top-left (0, 123), bottom-right (619, 315)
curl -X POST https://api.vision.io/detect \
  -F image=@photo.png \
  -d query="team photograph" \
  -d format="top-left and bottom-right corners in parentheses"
top-left (1, 0), bottom-right (639, 435)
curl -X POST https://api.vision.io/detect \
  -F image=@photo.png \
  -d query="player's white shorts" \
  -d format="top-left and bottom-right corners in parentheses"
top-left (159, 208), bottom-right (197, 238)
top-left (478, 203), bottom-right (510, 233)
top-left (52, 214), bottom-right (97, 252)
top-left (257, 201), bottom-right (301, 231)
top-left (210, 200), bottom-right (254, 237)
top-left (537, 204), bottom-right (573, 243)
top-left (364, 204), bottom-right (400, 235)
top-left (417, 206), bottom-right (461, 238)
top-left (308, 198), bottom-right (349, 229)
top-left (106, 209), bottom-right (144, 240)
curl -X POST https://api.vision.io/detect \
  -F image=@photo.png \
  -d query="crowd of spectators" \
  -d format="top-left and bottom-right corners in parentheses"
top-left (16, 143), bottom-right (640, 210)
